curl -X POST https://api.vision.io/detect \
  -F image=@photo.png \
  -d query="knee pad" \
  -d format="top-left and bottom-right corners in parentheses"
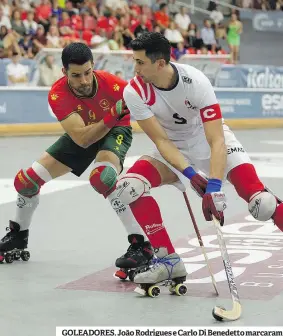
top-left (116, 173), bottom-right (151, 205)
top-left (89, 161), bottom-right (118, 196)
top-left (14, 167), bottom-right (45, 198)
top-left (248, 191), bottom-right (277, 221)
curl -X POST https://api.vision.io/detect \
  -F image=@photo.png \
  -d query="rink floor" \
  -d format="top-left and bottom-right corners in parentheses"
top-left (1, 129), bottom-right (283, 335)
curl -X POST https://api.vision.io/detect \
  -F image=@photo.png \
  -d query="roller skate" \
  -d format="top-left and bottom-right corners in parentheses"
top-left (0, 221), bottom-right (30, 264)
top-left (114, 234), bottom-right (154, 281)
top-left (133, 247), bottom-right (188, 298)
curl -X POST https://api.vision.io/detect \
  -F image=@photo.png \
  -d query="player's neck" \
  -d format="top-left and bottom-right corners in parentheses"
top-left (152, 64), bottom-right (177, 90)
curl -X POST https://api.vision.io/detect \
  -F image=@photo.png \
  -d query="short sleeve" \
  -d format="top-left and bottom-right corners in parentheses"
top-left (48, 90), bottom-right (75, 122)
top-left (123, 85), bottom-right (154, 121)
top-left (196, 73), bottom-right (222, 123)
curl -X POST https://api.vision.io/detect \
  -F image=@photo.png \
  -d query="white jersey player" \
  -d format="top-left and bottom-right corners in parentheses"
top-left (110, 32), bottom-right (283, 287)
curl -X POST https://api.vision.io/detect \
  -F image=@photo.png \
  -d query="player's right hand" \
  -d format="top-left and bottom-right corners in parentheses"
top-left (202, 191), bottom-right (226, 226)
top-left (103, 99), bottom-right (130, 128)
top-left (183, 166), bottom-right (208, 197)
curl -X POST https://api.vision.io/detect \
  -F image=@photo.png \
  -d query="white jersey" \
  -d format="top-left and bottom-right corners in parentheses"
top-left (123, 62), bottom-right (222, 145)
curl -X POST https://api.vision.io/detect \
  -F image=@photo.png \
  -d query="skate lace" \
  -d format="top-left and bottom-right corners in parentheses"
top-left (1, 227), bottom-right (14, 243)
top-left (149, 256), bottom-right (181, 279)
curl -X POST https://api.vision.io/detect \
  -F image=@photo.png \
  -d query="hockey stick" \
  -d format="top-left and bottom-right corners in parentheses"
top-left (212, 215), bottom-right (242, 321)
top-left (182, 192), bottom-right (219, 296)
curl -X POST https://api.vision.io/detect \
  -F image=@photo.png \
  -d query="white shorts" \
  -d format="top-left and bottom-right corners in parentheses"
top-left (148, 124), bottom-right (252, 191)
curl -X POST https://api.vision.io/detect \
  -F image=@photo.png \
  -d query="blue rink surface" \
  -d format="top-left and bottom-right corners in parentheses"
top-left (0, 129), bottom-right (283, 335)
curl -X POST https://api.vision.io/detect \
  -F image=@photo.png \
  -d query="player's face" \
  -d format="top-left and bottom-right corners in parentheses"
top-left (133, 50), bottom-right (164, 83)
top-left (65, 61), bottom-right (94, 96)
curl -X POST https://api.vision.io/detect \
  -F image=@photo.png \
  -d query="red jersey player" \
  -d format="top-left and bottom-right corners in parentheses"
top-left (0, 42), bottom-right (151, 264)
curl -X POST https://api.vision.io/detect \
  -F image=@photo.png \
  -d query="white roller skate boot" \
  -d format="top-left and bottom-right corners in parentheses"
top-left (133, 247), bottom-right (188, 298)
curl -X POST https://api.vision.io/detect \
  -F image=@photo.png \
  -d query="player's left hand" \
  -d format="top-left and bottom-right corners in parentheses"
top-left (202, 191), bottom-right (227, 226)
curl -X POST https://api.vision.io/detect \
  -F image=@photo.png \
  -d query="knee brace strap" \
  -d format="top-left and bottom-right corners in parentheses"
top-left (14, 168), bottom-right (45, 198)
top-left (116, 173), bottom-right (151, 205)
top-left (89, 161), bottom-right (118, 196)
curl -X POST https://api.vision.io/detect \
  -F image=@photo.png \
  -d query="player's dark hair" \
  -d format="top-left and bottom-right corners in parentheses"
top-left (130, 32), bottom-right (171, 64)
top-left (61, 42), bottom-right (93, 69)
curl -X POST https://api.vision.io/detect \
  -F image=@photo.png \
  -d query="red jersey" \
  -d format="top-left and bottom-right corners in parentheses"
top-left (48, 71), bottom-right (130, 127)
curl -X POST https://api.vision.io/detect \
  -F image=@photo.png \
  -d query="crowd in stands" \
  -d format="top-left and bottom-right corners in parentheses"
top-left (237, 0), bottom-right (283, 10)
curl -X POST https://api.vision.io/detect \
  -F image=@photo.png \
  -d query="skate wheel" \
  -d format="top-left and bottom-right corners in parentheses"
top-left (115, 269), bottom-right (128, 280)
top-left (168, 285), bottom-right (175, 294)
top-left (148, 285), bottom-right (160, 298)
top-left (0, 254), bottom-right (4, 263)
top-left (21, 251), bottom-right (30, 262)
top-left (5, 252), bottom-right (14, 264)
top-left (212, 306), bottom-right (225, 322)
top-left (128, 270), bottom-right (135, 282)
top-left (14, 251), bottom-right (21, 260)
top-left (175, 284), bottom-right (187, 296)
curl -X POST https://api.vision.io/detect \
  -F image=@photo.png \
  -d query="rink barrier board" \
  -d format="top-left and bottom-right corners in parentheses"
top-left (1, 119), bottom-right (283, 137)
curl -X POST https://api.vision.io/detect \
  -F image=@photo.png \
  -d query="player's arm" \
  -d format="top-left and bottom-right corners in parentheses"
top-left (60, 113), bottom-right (111, 148)
top-left (199, 81), bottom-right (227, 181)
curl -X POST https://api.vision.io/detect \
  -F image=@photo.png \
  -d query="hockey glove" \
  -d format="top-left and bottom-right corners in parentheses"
top-left (183, 166), bottom-right (208, 198)
top-left (202, 179), bottom-right (226, 226)
top-left (103, 99), bottom-right (129, 129)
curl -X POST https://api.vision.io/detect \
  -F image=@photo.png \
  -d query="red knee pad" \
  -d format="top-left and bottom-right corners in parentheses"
top-left (127, 160), bottom-right (161, 188)
top-left (14, 168), bottom-right (45, 198)
top-left (229, 163), bottom-right (264, 202)
top-left (273, 203), bottom-right (283, 232)
top-left (89, 165), bottom-right (117, 196)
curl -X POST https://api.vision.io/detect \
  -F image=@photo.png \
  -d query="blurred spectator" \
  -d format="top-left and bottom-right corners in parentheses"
top-left (174, 6), bottom-right (191, 32)
top-left (200, 19), bottom-right (217, 53)
top-left (23, 11), bottom-right (38, 35)
top-left (32, 24), bottom-right (47, 54)
top-left (114, 70), bottom-right (123, 78)
top-left (1, 0), bottom-right (11, 18)
top-left (35, 0), bottom-right (52, 31)
top-left (227, 13), bottom-right (242, 64)
top-left (38, 54), bottom-right (61, 86)
top-left (90, 30), bottom-right (110, 51)
top-left (0, 7), bottom-right (11, 29)
top-left (167, 0), bottom-right (179, 17)
top-left (134, 14), bottom-right (152, 37)
top-left (108, 31), bottom-right (125, 50)
top-left (0, 25), bottom-right (20, 58)
top-left (6, 51), bottom-right (29, 86)
top-left (172, 41), bottom-right (187, 60)
top-left (18, 32), bottom-right (34, 58)
top-left (11, 9), bottom-right (26, 36)
top-left (209, 4), bottom-right (224, 25)
top-left (115, 15), bottom-right (135, 48)
top-left (46, 25), bottom-right (63, 48)
top-left (164, 21), bottom-right (184, 47)
top-left (154, 3), bottom-right (170, 30)
top-left (186, 23), bottom-right (203, 49)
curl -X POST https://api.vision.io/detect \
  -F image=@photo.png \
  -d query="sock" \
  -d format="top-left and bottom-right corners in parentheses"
top-left (228, 163), bottom-right (264, 202)
top-left (128, 160), bottom-right (175, 254)
top-left (15, 162), bottom-right (52, 231)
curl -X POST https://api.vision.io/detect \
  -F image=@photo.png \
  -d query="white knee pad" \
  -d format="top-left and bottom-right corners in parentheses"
top-left (248, 191), bottom-right (277, 221)
top-left (116, 173), bottom-right (151, 205)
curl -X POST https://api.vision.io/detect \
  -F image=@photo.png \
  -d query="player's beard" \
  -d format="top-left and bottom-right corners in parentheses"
top-left (75, 84), bottom-right (93, 96)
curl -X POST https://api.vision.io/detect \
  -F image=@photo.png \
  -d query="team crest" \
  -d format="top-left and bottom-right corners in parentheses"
top-left (99, 99), bottom-right (110, 111)
top-left (113, 84), bottom-right (120, 92)
top-left (77, 105), bottom-right (82, 111)
top-left (50, 94), bottom-right (58, 101)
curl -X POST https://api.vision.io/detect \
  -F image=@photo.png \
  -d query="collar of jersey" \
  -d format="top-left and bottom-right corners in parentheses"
top-left (67, 73), bottom-right (98, 99)
top-left (152, 63), bottom-right (179, 92)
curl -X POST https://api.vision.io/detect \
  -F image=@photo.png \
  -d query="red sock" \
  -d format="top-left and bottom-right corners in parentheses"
top-left (228, 163), bottom-right (264, 202)
top-left (128, 160), bottom-right (175, 254)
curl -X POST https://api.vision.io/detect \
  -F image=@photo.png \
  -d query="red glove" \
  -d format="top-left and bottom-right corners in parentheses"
top-left (190, 174), bottom-right (208, 198)
top-left (202, 192), bottom-right (227, 226)
top-left (103, 99), bottom-right (129, 128)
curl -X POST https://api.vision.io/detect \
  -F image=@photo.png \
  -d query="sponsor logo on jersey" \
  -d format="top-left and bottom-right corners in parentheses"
top-left (185, 99), bottom-right (196, 110)
top-left (99, 99), bottom-right (110, 111)
top-left (227, 147), bottom-right (245, 154)
top-left (113, 84), bottom-right (120, 91)
top-left (50, 93), bottom-right (59, 101)
top-left (77, 105), bottom-right (82, 111)
top-left (182, 76), bottom-right (192, 84)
